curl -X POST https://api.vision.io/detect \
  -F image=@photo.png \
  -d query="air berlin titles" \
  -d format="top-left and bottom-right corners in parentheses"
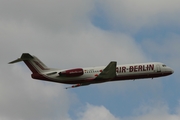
top-left (116, 64), bottom-right (154, 73)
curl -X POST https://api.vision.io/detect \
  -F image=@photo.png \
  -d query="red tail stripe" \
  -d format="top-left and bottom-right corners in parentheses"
top-left (33, 61), bottom-right (49, 70)
top-left (24, 60), bottom-right (39, 74)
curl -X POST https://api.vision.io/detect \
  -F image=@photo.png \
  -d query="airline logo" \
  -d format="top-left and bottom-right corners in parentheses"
top-left (116, 64), bottom-right (154, 73)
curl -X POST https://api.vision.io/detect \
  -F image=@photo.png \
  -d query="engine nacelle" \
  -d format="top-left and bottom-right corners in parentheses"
top-left (59, 68), bottom-right (84, 77)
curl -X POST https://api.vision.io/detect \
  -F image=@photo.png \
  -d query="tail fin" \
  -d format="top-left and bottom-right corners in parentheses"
top-left (9, 53), bottom-right (50, 74)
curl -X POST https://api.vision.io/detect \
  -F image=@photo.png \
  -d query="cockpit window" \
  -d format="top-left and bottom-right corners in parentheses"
top-left (162, 64), bottom-right (166, 67)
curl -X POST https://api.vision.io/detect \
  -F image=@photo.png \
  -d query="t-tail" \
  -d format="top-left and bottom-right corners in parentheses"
top-left (9, 53), bottom-right (53, 80)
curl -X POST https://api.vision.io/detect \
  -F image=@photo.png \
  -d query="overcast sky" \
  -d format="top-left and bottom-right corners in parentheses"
top-left (0, 0), bottom-right (180, 120)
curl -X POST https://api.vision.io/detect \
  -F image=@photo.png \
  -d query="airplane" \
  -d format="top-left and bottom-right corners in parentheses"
top-left (9, 53), bottom-right (174, 89)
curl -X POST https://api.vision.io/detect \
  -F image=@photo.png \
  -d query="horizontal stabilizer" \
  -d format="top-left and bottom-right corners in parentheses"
top-left (8, 53), bottom-right (34, 64)
top-left (8, 58), bottom-right (23, 64)
top-left (9, 53), bottom-right (51, 74)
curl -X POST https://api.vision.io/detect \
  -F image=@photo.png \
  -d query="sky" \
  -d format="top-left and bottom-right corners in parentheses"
top-left (0, 0), bottom-right (180, 120)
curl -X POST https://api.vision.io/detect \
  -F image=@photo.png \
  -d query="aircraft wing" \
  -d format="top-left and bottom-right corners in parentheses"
top-left (95, 61), bottom-right (117, 80)
top-left (65, 61), bottom-right (117, 89)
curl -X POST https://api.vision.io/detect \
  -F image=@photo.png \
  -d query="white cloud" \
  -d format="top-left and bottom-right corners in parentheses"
top-left (76, 102), bottom-right (180, 120)
top-left (77, 103), bottom-right (120, 120)
top-left (130, 101), bottom-right (180, 120)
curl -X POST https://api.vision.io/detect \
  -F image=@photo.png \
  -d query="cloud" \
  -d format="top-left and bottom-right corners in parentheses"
top-left (0, 0), bottom-right (177, 119)
top-left (0, 64), bottom-right (71, 120)
top-left (76, 102), bottom-right (180, 120)
top-left (0, 1), bottom-right (147, 67)
top-left (96, 0), bottom-right (180, 33)
top-left (0, 0), bottom-right (148, 118)
top-left (142, 33), bottom-right (180, 75)
top-left (131, 101), bottom-right (180, 120)
top-left (0, 20), bottom-right (147, 68)
top-left (0, 0), bottom-right (94, 31)
top-left (77, 103), bottom-right (120, 120)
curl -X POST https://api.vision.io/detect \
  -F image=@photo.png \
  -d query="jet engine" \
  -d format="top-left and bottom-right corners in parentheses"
top-left (59, 68), bottom-right (84, 77)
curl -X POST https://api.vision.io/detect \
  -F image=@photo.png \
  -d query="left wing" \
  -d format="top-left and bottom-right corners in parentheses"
top-left (65, 61), bottom-right (117, 89)
top-left (95, 61), bottom-right (117, 80)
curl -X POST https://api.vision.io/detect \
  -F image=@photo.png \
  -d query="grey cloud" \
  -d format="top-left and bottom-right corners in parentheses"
top-left (0, 64), bottom-right (71, 120)
top-left (0, 0), bottom-right (173, 119)
top-left (0, 0), bottom-right (94, 31)
top-left (0, 1), bottom-right (152, 119)
top-left (0, 20), bottom-right (146, 68)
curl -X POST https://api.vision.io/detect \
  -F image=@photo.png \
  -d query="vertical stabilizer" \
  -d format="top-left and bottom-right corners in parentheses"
top-left (9, 53), bottom-right (50, 74)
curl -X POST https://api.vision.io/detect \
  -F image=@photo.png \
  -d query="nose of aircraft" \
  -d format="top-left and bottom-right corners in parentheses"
top-left (163, 67), bottom-right (174, 75)
top-left (167, 67), bottom-right (174, 74)
top-left (170, 68), bottom-right (174, 74)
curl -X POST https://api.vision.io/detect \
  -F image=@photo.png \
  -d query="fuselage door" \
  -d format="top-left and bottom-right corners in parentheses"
top-left (156, 64), bottom-right (161, 72)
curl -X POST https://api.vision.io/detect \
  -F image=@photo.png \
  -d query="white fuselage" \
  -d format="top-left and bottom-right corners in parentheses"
top-left (9, 53), bottom-right (174, 88)
top-left (40, 62), bottom-right (173, 84)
